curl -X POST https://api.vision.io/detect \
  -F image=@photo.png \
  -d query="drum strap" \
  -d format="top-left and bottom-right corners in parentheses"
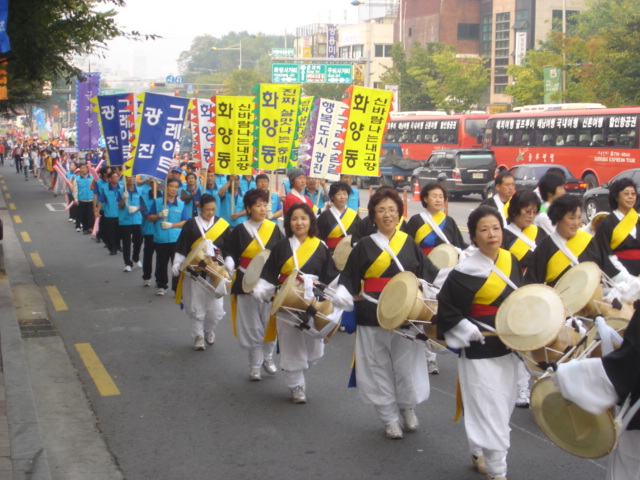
top-left (611, 208), bottom-right (638, 250)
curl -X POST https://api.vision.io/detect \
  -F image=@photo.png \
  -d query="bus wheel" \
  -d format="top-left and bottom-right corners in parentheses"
top-left (583, 173), bottom-right (598, 190)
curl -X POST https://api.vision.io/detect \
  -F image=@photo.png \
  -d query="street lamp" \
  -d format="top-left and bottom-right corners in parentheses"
top-left (212, 41), bottom-right (242, 70)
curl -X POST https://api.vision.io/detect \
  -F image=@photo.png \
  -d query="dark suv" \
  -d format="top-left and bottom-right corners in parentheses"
top-left (413, 148), bottom-right (496, 199)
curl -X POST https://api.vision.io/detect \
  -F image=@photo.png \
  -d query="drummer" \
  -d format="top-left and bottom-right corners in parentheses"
top-left (503, 190), bottom-right (547, 271)
top-left (553, 304), bottom-right (640, 480)
top-left (595, 178), bottom-right (640, 276)
top-left (437, 205), bottom-right (523, 480)
top-left (524, 195), bottom-right (639, 299)
top-left (332, 188), bottom-right (440, 439)
top-left (254, 203), bottom-right (340, 403)
top-left (357, 186), bottom-right (408, 237)
top-left (171, 194), bottom-right (231, 351)
top-left (226, 189), bottom-right (284, 381)
top-left (317, 181), bottom-right (362, 253)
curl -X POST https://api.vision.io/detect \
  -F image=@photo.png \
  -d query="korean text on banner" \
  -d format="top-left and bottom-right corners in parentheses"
top-left (131, 93), bottom-right (190, 181)
top-left (212, 96), bottom-right (255, 175)
top-left (76, 73), bottom-right (101, 150)
top-left (118, 94), bottom-right (135, 166)
top-left (96, 94), bottom-right (129, 166)
top-left (291, 96), bottom-right (314, 162)
top-left (307, 98), bottom-right (347, 181)
top-left (339, 86), bottom-right (393, 177)
top-left (255, 84), bottom-right (301, 171)
top-left (191, 99), bottom-right (214, 166)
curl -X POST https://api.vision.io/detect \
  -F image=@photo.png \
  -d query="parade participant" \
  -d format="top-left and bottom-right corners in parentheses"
top-left (255, 203), bottom-right (340, 403)
top-left (534, 173), bottom-right (566, 235)
top-left (180, 172), bottom-right (201, 218)
top-left (146, 178), bottom-right (190, 296)
top-left (437, 205), bottom-right (523, 480)
top-left (340, 174), bottom-right (360, 212)
top-left (239, 174), bottom-right (256, 193)
top-left (303, 177), bottom-right (328, 211)
top-left (481, 171), bottom-right (516, 225)
top-left (138, 177), bottom-right (157, 287)
top-left (553, 304), bottom-right (640, 480)
top-left (283, 169), bottom-right (314, 215)
top-left (118, 176), bottom-right (143, 272)
top-left (96, 170), bottom-right (123, 256)
top-left (218, 174), bottom-right (246, 227)
top-left (200, 168), bottom-right (219, 196)
top-left (503, 190), bottom-right (546, 271)
top-left (226, 188), bottom-right (284, 381)
top-left (172, 194), bottom-right (231, 350)
top-left (332, 188), bottom-right (439, 439)
top-left (357, 187), bottom-right (408, 237)
top-left (66, 161), bottom-right (78, 224)
top-left (524, 195), bottom-right (636, 295)
top-left (317, 181), bottom-right (362, 252)
top-left (255, 173), bottom-right (282, 223)
top-left (73, 163), bottom-right (95, 234)
top-left (595, 178), bottom-right (640, 276)
top-left (93, 166), bottom-right (111, 244)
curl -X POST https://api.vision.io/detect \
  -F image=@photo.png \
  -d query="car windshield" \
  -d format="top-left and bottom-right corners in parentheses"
top-left (458, 153), bottom-right (494, 169)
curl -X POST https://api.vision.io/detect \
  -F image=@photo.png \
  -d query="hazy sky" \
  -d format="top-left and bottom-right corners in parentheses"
top-left (99, 0), bottom-right (361, 79)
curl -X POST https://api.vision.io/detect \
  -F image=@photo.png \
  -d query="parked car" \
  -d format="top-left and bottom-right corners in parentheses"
top-left (412, 148), bottom-right (496, 199)
top-left (484, 164), bottom-right (588, 198)
top-left (355, 144), bottom-right (425, 189)
top-left (582, 168), bottom-right (640, 221)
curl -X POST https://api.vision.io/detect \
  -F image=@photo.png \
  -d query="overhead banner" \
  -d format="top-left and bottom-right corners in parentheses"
top-left (211, 95), bottom-right (254, 175)
top-left (306, 98), bottom-right (347, 181)
top-left (254, 84), bottom-right (301, 171)
top-left (131, 93), bottom-right (190, 181)
top-left (190, 98), bottom-right (214, 166)
top-left (76, 72), bottom-right (101, 150)
top-left (339, 86), bottom-right (393, 177)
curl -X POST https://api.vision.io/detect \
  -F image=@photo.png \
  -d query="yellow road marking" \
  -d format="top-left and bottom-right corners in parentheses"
top-left (1, 185), bottom-right (6, 191)
top-left (4, 193), bottom-right (10, 199)
top-left (13, 215), bottom-right (21, 224)
top-left (75, 343), bottom-right (121, 396)
top-left (30, 252), bottom-right (44, 268)
top-left (21, 231), bottom-right (31, 242)
top-left (8, 203), bottom-right (15, 210)
top-left (45, 285), bottom-right (68, 311)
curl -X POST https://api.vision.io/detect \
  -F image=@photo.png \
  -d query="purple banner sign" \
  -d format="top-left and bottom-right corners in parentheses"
top-left (76, 73), bottom-right (101, 150)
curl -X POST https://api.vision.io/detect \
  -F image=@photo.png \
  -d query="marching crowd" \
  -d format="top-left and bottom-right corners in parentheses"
top-left (12, 150), bottom-right (640, 480)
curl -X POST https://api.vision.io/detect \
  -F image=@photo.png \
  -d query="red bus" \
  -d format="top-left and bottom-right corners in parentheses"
top-left (484, 107), bottom-right (640, 189)
top-left (384, 113), bottom-right (489, 161)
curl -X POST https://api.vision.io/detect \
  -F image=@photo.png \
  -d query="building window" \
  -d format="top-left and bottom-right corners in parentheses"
top-left (375, 44), bottom-right (392, 57)
top-left (494, 11), bottom-right (511, 95)
top-left (516, 9), bottom-right (528, 21)
top-left (352, 44), bottom-right (364, 58)
top-left (408, 27), bottom-right (412, 37)
top-left (318, 43), bottom-right (327, 56)
top-left (339, 46), bottom-right (351, 58)
top-left (458, 23), bottom-right (480, 41)
top-left (481, 15), bottom-right (492, 57)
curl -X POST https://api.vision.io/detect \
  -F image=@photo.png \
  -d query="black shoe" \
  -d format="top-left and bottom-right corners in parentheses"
top-left (83, 230), bottom-right (91, 235)
top-left (109, 250), bottom-right (118, 255)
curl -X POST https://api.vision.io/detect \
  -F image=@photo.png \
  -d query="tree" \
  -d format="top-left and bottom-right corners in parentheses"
top-left (2, 0), bottom-right (154, 113)
top-left (301, 83), bottom-right (348, 101)
top-left (223, 70), bottom-right (268, 96)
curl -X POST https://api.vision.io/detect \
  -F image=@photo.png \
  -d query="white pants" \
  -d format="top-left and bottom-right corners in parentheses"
top-left (277, 313), bottom-right (324, 389)
top-left (608, 430), bottom-right (640, 480)
top-left (235, 294), bottom-right (275, 368)
top-left (183, 275), bottom-right (225, 338)
top-left (458, 353), bottom-right (519, 478)
top-left (516, 359), bottom-right (530, 392)
top-left (355, 326), bottom-right (430, 424)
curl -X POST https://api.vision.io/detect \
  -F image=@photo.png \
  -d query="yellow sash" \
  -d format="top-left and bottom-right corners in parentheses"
top-left (281, 237), bottom-right (321, 275)
top-left (509, 225), bottom-right (538, 261)
top-left (611, 209), bottom-right (638, 250)
top-left (545, 230), bottom-right (592, 283)
top-left (473, 248), bottom-right (512, 305)
top-left (327, 208), bottom-right (357, 239)
top-left (415, 211), bottom-right (446, 245)
top-left (503, 198), bottom-right (510, 220)
top-left (365, 231), bottom-right (408, 279)
top-left (241, 220), bottom-right (277, 259)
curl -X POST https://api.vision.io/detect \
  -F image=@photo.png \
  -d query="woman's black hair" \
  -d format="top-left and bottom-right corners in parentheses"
top-left (284, 203), bottom-right (318, 238)
top-left (243, 188), bottom-right (268, 210)
top-left (329, 181), bottom-right (352, 199)
top-left (547, 194), bottom-right (582, 225)
top-left (467, 205), bottom-right (503, 246)
top-left (608, 177), bottom-right (637, 210)
top-left (507, 189), bottom-right (542, 222)
top-left (538, 173), bottom-right (565, 202)
top-left (420, 182), bottom-right (447, 208)
top-left (367, 187), bottom-right (403, 222)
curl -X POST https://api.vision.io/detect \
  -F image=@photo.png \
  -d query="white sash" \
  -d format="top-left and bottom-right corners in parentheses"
top-left (420, 211), bottom-right (450, 244)
top-left (550, 230), bottom-right (580, 267)
top-left (330, 206), bottom-right (348, 237)
top-left (195, 216), bottom-right (216, 257)
top-left (506, 223), bottom-right (537, 251)
top-left (243, 221), bottom-right (266, 250)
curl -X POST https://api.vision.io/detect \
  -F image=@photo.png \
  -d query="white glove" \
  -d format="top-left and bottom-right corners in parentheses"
top-left (213, 278), bottom-right (230, 298)
top-left (123, 190), bottom-right (129, 199)
top-left (267, 211), bottom-right (274, 219)
top-left (224, 256), bottom-right (235, 277)
top-left (443, 318), bottom-right (485, 349)
top-left (328, 284), bottom-right (354, 312)
top-left (251, 278), bottom-right (276, 303)
top-left (621, 276), bottom-right (640, 304)
top-left (171, 261), bottom-right (182, 277)
top-left (159, 208), bottom-right (169, 218)
top-left (128, 205), bottom-right (139, 214)
top-left (161, 221), bottom-right (172, 230)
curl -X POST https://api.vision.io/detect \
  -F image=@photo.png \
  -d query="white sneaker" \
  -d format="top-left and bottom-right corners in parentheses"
top-left (156, 288), bottom-right (167, 296)
top-left (68, 218), bottom-right (74, 222)
top-left (143, 279), bottom-right (152, 287)
top-left (193, 336), bottom-right (205, 351)
top-left (400, 408), bottom-right (419, 431)
top-left (124, 265), bottom-right (132, 272)
top-left (427, 359), bottom-right (439, 375)
top-left (385, 421), bottom-right (403, 439)
top-left (292, 385), bottom-right (306, 404)
top-left (75, 227), bottom-right (81, 232)
top-left (249, 367), bottom-right (261, 381)
top-left (136, 260), bottom-right (143, 268)
top-left (205, 331), bottom-right (215, 345)
top-left (516, 388), bottom-right (530, 408)
top-left (262, 358), bottom-right (277, 375)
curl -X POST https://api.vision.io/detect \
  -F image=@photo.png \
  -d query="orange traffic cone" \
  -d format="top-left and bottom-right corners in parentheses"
top-left (412, 179), bottom-right (421, 201)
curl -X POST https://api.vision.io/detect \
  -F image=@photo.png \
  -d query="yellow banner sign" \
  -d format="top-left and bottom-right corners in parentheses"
top-left (212, 95), bottom-right (255, 175)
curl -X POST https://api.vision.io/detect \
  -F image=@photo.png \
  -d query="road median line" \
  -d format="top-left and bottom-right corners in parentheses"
top-left (75, 343), bottom-right (121, 397)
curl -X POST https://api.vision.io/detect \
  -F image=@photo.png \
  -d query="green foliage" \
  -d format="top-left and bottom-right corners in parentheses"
top-left (223, 70), bottom-right (268, 96)
top-left (3, 0), bottom-right (153, 113)
top-left (301, 84), bottom-right (348, 101)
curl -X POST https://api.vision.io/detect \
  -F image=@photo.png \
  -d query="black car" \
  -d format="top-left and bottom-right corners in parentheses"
top-left (484, 163), bottom-right (587, 198)
top-left (412, 148), bottom-right (496, 199)
top-left (582, 168), bottom-right (640, 221)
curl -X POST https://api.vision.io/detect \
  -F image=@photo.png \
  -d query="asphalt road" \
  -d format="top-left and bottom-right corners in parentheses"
top-left (2, 170), bottom-right (608, 480)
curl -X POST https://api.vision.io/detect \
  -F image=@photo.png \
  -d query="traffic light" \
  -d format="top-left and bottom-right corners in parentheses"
top-left (174, 90), bottom-right (181, 96)
top-left (150, 82), bottom-right (166, 88)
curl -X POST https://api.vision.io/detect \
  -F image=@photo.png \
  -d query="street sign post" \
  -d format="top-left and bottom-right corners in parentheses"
top-left (271, 63), bottom-right (352, 84)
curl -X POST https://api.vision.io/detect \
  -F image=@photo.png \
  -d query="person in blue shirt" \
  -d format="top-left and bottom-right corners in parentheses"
top-left (137, 176), bottom-right (157, 287)
top-left (303, 177), bottom-right (328, 212)
top-left (217, 175), bottom-right (246, 227)
top-left (200, 169), bottom-right (219, 196)
top-left (72, 163), bottom-right (95, 234)
top-left (96, 170), bottom-right (123, 255)
top-left (340, 174), bottom-right (360, 212)
top-left (93, 166), bottom-right (110, 244)
top-left (255, 174), bottom-right (283, 223)
top-left (180, 172), bottom-right (201, 218)
top-left (146, 177), bottom-right (190, 296)
top-left (118, 176), bottom-right (143, 272)
top-left (240, 174), bottom-right (256, 193)
top-left (66, 161), bottom-right (78, 224)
